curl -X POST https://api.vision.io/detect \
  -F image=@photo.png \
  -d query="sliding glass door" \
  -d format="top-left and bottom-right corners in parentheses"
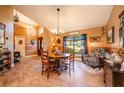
top-left (63, 34), bottom-right (87, 55)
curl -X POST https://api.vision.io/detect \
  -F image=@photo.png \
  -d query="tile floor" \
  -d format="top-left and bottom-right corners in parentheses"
top-left (0, 56), bottom-right (105, 87)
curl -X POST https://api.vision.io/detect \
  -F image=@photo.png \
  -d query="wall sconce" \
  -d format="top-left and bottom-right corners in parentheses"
top-left (52, 43), bottom-right (56, 46)
top-left (14, 13), bottom-right (19, 22)
top-left (91, 42), bottom-right (94, 52)
top-left (91, 42), bottom-right (94, 46)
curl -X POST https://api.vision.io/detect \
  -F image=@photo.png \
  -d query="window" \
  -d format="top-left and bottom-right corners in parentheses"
top-left (63, 34), bottom-right (87, 54)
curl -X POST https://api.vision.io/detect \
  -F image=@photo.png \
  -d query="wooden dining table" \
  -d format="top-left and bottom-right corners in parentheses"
top-left (48, 53), bottom-right (70, 60)
top-left (48, 53), bottom-right (70, 73)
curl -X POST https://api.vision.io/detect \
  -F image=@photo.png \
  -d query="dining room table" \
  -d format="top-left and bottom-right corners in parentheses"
top-left (49, 53), bottom-right (70, 60)
top-left (48, 52), bottom-right (70, 73)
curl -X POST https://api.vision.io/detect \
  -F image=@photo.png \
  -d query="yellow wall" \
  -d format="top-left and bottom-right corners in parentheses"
top-left (14, 24), bottom-right (27, 36)
top-left (80, 27), bottom-right (104, 53)
top-left (105, 5), bottom-right (124, 48)
top-left (42, 28), bottom-right (56, 48)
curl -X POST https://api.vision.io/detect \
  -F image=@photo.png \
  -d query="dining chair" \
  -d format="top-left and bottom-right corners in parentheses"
top-left (41, 50), bottom-right (58, 79)
top-left (63, 53), bottom-right (75, 76)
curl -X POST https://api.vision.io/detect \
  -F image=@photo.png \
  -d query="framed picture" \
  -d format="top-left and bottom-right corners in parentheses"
top-left (107, 26), bottom-right (114, 44)
top-left (89, 36), bottom-right (101, 42)
top-left (0, 23), bottom-right (5, 44)
top-left (19, 40), bottom-right (23, 45)
top-left (119, 11), bottom-right (124, 48)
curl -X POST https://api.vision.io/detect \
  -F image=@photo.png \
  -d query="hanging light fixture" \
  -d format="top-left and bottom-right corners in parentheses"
top-left (56, 8), bottom-right (61, 44)
top-left (14, 10), bottom-right (19, 22)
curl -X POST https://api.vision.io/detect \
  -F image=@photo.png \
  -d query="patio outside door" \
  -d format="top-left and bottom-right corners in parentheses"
top-left (15, 36), bottom-right (26, 57)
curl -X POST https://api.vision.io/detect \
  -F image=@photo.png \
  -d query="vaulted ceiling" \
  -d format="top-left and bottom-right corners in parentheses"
top-left (13, 5), bottom-right (113, 33)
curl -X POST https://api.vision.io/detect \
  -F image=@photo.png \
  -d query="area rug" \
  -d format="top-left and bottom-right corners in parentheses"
top-left (81, 63), bottom-right (103, 74)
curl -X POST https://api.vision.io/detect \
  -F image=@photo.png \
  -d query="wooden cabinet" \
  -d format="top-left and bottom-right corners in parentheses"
top-left (104, 63), bottom-right (113, 87)
top-left (104, 62), bottom-right (124, 87)
top-left (0, 51), bottom-right (11, 70)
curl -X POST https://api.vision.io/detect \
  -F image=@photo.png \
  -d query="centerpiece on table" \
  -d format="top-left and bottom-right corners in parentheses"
top-left (54, 47), bottom-right (60, 55)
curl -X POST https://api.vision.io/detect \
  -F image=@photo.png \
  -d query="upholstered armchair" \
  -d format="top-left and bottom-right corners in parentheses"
top-left (82, 48), bottom-right (107, 69)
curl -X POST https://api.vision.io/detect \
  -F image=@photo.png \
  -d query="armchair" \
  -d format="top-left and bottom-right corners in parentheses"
top-left (82, 48), bottom-right (107, 69)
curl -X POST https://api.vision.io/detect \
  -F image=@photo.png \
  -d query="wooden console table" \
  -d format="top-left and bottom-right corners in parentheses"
top-left (0, 51), bottom-right (11, 69)
top-left (104, 62), bottom-right (124, 87)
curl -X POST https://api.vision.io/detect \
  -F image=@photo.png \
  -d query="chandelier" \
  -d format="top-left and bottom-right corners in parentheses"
top-left (57, 8), bottom-right (60, 35)
top-left (56, 8), bottom-right (61, 44)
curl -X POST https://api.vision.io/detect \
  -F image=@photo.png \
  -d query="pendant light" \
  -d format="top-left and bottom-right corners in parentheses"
top-left (14, 11), bottom-right (19, 22)
top-left (56, 8), bottom-right (61, 44)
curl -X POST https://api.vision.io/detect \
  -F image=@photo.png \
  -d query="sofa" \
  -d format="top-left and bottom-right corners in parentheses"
top-left (82, 47), bottom-right (107, 69)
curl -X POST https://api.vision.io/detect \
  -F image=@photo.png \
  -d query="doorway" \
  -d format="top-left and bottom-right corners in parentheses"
top-left (15, 36), bottom-right (26, 57)
top-left (37, 37), bottom-right (43, 56)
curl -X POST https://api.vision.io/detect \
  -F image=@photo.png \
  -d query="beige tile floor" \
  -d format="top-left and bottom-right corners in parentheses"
top-left (0, 56), bottom-right (105, 87)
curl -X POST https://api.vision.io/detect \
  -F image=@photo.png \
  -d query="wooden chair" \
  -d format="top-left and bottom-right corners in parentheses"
top-left (41, 50), bottom-right (58, 79)
top-left (63, 53), bottom-right (75, 76)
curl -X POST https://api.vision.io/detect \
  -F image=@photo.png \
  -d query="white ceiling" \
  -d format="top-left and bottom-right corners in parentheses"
top-left (13, 5), bottom-right (113, 33)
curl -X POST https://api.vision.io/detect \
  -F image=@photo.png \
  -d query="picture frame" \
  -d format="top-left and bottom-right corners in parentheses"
top-left (89, 36), bottom-right (101, 42)
top-left (0, 23), bottom-right (5, 44)
top-left (107, 26), bottom-right (114, 44)
top-left (119, 10), bottom-right (124, 48)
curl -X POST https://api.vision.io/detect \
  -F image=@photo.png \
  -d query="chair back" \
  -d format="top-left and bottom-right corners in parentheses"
top-left (41, 50), bottom-right (49, 64)
top-left (69, 53), bottom-right (75, 63)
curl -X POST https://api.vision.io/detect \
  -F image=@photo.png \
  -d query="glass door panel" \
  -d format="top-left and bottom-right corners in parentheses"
top-left (73, 40), bottom-right (82, 54)
top-left (63, 34), bottom-right (87, 54)
top-left (64, 40), bottom-right (73, 53)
